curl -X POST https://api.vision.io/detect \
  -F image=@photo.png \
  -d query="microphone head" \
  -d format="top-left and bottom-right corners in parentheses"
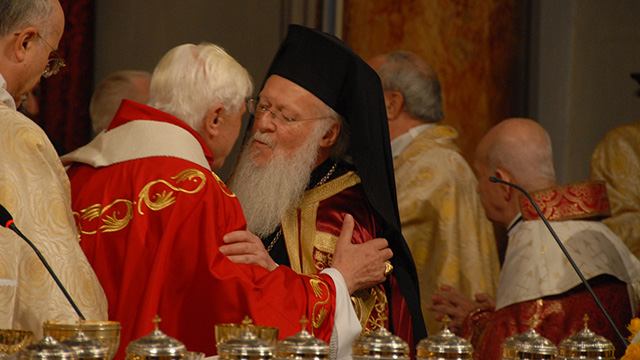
top-left (0, 204), bottom-right (14, 228)
top-left (489, 176), bottom-right (499, 183)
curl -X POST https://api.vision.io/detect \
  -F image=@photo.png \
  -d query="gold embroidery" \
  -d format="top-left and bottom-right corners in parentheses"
top-left (212, 171), bottom-right (236, 198)
top-left (309, 277), bottom-right (330, 333)
top-left (350, 286), bottom-right (388, 333)
top-left (74, 199), bottom-right (134, 235)
top-left (138, 169), bottom-right (206, 214)
top-left (75, 169), bottom-right (206, 235)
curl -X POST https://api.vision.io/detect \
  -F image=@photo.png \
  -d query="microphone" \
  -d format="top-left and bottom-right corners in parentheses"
top-left (0, 204), bottom-right (86, 320)
top-left (489, 176), bottom-right (628, 349)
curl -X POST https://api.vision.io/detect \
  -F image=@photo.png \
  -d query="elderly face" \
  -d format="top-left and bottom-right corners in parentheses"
top-left (249, 75), bottom-right (329, 166)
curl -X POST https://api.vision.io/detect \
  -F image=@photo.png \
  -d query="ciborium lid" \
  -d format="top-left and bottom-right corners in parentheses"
top-left (558, 315), bottom-right (615, 360)
top-left (17, 336), bottom-right (77, 360)
top-left (216, 327), bottom-right (273, 359)
top-left (502, 329), bottom-right (557, 360)
top-left (61, 328), bottom-right (110, 360)
top-left (352, 324), bottom-right (409, 360)
top-left (125, 316), bottom-right (186, 358)
top-left (416, 316), bottom-right (473, 359)
top-left (275, 317), bottom-right (328, 359)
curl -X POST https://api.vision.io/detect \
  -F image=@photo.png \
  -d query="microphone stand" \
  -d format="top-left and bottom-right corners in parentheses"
top-left (489, 176), bottom-right (628, 349)
top-left (1, 210), bottom-right (85, 320)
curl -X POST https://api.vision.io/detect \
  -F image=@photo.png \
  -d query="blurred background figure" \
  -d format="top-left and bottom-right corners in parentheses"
top-left (590, 75), bottom-right (640, 258)
top-left (89, 70), bottom-right (151, 137)
top-left (369, 50), bottom-right (500, 335)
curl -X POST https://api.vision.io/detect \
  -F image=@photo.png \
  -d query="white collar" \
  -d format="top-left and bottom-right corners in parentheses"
top-left (390, 122), bottom-right (435, 158)
top-left (0, 74), bottom-right (16, 110)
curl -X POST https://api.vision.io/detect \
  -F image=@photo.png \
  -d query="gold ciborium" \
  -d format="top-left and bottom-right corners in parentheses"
top-left (0, 330), bottom-right (34, 358)
top-left (215, 316), bottom-right (278, 347)
top-left (42, 321), bottom-right (120, 360)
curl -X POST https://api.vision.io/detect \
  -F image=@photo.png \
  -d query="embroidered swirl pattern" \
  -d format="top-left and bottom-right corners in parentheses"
top-left (74, 169), bottom-right (206, 235)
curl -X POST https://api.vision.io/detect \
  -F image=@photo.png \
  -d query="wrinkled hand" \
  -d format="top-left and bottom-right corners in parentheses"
top-left (428, 284), bottom-right (496, 334)
top-left (221, 230), bottom-right (278, 271)
top-left (331, 214), bottom-right (393, 294)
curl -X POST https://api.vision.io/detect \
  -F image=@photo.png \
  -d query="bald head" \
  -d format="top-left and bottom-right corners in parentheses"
top-left (477, 118), bottom-right (557, 192)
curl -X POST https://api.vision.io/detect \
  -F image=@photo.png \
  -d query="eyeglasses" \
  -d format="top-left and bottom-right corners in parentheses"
top-left (245, 97), bottom-right (328, 125)
top-left (37, 33), bottom-right (65, 78)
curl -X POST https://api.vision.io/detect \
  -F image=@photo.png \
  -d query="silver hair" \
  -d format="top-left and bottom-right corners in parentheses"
top-left (376, 50), bottom-right (444, 123)
top-left (147, 42), bottom-right (253, 133)
top-left (0, 0), bottom-right (54, 37)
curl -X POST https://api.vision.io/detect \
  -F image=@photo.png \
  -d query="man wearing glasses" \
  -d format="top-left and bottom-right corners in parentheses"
top-left (63, 41), bottom-right (393, 360)
top-left (227, 25), bottom-right (426, 352)
top-left (0, 0), bottom-right (107, 336)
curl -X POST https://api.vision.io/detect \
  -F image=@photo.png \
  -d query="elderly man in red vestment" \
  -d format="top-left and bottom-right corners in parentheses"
top-left (429, 118), bottom-right (640, 359)
top-left (62, 42), bottom-right (393, 360)
top-left (225, 25), bottom-right (427, 351)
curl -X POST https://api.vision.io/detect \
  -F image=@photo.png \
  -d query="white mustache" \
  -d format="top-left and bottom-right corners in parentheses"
top-left (252, 131), bottom-right (274, 149)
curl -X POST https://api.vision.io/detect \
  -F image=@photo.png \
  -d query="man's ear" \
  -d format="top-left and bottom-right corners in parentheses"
top-left (319, 121), bottom-right (341, 149)
top-left (384, 91), bottom-right (404, 121)
top-left (494, 168), bottom-right (514, 201)
top-left (14, 27), bottom-right (39, 62)
top-left (202, 104), bottom-right (224, 137)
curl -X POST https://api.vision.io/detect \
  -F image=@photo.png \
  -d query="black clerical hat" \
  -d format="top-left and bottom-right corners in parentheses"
top-left (264, 25), bottom-right (427, 342)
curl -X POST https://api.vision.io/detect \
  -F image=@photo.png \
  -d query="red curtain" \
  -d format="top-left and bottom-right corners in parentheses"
top-left (34, 0), bottom-right (94, 155)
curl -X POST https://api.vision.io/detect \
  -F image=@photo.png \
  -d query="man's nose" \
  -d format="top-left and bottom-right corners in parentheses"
top-left (253, 110), bottom-right (276, 132)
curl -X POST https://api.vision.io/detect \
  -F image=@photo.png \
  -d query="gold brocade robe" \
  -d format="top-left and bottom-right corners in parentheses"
top-left (0, 102), bottom-right (108, 337)
top-left (280, 172), bottom-right (389, 333)
top-left (590, 119), bottom-right (640, 258)
top-left (393, 124), bottom-right (500, 335)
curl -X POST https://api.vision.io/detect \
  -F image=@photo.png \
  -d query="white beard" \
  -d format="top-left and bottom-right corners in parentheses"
top-left (228, 122), bottom-right (331, 238)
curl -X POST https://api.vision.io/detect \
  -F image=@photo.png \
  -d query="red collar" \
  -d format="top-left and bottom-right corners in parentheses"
top-left (108, 100), bottom-right (214, 166)
top-left (520, 181), bottom-right (611, 221)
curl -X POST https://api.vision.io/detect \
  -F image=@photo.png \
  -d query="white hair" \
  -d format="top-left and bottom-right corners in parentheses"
top-left (147, 42), bottom-right (253, 133)
top-left (228, 119), bottom-right (334, 237)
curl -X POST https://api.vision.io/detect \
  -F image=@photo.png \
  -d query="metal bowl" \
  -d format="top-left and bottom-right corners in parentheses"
top-left (557, 316), bottom-right (615, 360)
top-left (0, 330), bottom-right (34, 356)
top-left (501, 329), bottom-right (557, 360)
top-left (17, 336), bottom-right (76, 360)
top-left (352, 327), bottom-right (410, 360)
top-left (42, 321), bottom-right (120, 360)
top-left (215, 318), bottom-right (278, 346)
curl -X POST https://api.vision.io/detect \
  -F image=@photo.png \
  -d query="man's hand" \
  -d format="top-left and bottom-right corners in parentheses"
top-left (221, 230), bottom-right (278, 271)
top-left (428, 284), bottom-right (495, 334)
top-left (331, 214), bottom-right (393, 294)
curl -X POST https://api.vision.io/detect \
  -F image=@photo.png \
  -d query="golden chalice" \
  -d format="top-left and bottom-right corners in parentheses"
top-left (42, 321), bottom-right (120, 360)
top-left (0, 330), bottom-right (34, 357)
top-left (215, 316), bottom-right (278, 346)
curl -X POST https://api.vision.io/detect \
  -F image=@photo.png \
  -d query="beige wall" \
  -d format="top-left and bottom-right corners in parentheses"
top-left (531, 0), bottom-right (640, 183)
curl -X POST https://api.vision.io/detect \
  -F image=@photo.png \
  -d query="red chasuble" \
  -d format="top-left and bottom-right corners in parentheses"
top-left (66, 101), bottom-right (337, 359)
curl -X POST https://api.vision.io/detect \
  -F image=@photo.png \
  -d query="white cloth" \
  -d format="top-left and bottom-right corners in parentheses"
top-left (497, 219), bottom-right (640, 311)
top-left (390, 123), bottom-right (435, 158)
top-left (61, 120), bottom-right (210, 169)
top-left (0, 74), bottom-right (16, 110)
top-left (0, 93), bottom-right (107, 336)
top-left (322, 268), bottom-right (362, 360)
